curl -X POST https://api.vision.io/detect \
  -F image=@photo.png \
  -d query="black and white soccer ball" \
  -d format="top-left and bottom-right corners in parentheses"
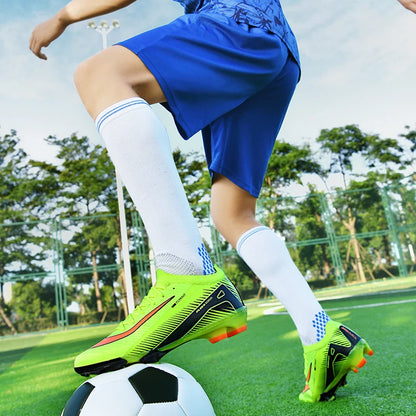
top-left (62, 363), bottom-right (215, 416)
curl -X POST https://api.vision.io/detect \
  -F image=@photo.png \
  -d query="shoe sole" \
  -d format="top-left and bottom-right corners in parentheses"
top-left (75, 306), bottom-right (247, 377)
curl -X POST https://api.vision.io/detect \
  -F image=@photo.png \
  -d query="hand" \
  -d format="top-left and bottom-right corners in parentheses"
top-left (397, 0), bottom-right (416, 13)
top-left (30, 15), bottom-right (68, 60)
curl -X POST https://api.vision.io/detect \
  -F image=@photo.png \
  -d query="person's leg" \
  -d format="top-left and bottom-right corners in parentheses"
top-left (73, 45), bottom-right (247, 376)
top-left (211, 174), bottom-right (328, 345)
top-left (211, 175), bottom-right (373, 402)
top-left (74, 46), bottom-right (166, 118)
top-left (74, 45), bottom-right (214, 276)
top-left (206, 51), bottom-right (373, 402)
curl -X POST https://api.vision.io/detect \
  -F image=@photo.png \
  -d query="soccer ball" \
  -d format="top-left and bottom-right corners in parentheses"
top-left (61, 363), bottom-right (215, 416)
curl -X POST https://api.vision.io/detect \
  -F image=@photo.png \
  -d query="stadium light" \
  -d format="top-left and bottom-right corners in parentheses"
top-left (87, 20), bottom-right (135, 315)
top-left (87, 20), bottom-right (120, 49)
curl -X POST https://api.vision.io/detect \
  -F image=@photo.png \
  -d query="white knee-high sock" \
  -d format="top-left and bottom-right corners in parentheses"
top-left (237, 226), bottom-right (330, 345)
top-left (96, 97), bottom-right (215, 276)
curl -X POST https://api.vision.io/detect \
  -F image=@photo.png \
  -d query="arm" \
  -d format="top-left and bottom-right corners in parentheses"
top-left (397, 0), bottom-right (416, 12)
top-left (30, 0), bottom-right (136, 60)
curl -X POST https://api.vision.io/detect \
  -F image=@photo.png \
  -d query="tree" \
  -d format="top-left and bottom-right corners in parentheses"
top-left (46, 134), bottom-right (116, 217)
top-left (63, 215), bottom-right (118, 314)
top-left (400, 124), bottom-right (416, 176)
top-left (294, 189), bottom-right (332, 280)
top-left (262, 141), bottom-right (322, 198)
top-left (345, 172), bottom-right (404, 279)
top-left (317, 125), bottom-right (405, 282)
top-left (10, 280), bottom-right (56, 332)
top-left (0, 129), bottom-right (54, 334)
top-left (46, 134), bottom-right (119, 313)
top-left (259, 140), bottom-right (321, 236)
top-left (173, 149), bottom-right (211, 222)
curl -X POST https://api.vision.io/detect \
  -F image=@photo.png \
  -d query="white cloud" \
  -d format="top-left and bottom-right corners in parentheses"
top-left (279, 0), bottom-right (416, 148)
top-left (1, 1), bottom-right (191, 161)
top-left (2, 0), bottom-right (416, 165)
top-left (286, 0), bottom-right (416, 83)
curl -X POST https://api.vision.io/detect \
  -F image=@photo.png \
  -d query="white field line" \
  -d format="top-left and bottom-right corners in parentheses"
top-left (258, 287), bottom-right (416, 309)
top-left (263, 298), bottom-right (416, 316)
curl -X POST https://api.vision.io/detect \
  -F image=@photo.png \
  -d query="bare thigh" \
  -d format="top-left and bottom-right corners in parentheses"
top-left (73, 45), bottom-right (166, 119)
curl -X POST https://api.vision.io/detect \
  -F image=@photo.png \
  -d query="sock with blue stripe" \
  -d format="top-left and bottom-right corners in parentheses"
top-left (96, 97), bottom-right (215, 276)
top-left (237, 226), bottom-right (330, 345)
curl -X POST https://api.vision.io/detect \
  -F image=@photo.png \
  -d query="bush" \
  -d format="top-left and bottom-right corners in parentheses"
top-left (14, 317), bottom-right (56, 333)
top-left (308, 278), bottom-right (337, 290)
top-left (223, 262), bottom-right (259, 300)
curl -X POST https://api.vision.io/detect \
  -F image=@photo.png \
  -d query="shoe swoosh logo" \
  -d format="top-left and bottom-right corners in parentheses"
top-left (306, 363), bottom-right (312, 383)
top-left (92, 296), bottom-right (174, 348)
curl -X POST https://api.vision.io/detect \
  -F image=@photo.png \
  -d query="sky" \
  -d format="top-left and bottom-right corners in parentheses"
top-left (1, 0), bottom-right (416, 181)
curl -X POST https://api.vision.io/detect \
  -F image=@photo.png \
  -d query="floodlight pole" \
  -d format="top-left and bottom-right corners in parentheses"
top-left (88, 20), bottom-right (135, 314)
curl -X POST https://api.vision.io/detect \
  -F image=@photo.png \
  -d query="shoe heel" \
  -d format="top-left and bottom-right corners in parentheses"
top-left (205, 308), bottom-right (247, 344)
top-left (208, 324), bottom-right (248, 344)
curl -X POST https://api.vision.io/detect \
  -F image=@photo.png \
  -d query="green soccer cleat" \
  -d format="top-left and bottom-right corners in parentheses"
top-left (299, 320), bottom-right (373, 403)
top-left (74, 266), bottom-right (247, 377)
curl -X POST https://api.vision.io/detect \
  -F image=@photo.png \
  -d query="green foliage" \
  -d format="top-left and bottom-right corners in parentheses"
top-left (173, 149), bottom-right (211, 221)
top-left (63, 217), bottom-right (118, 272)
top-left (44, 135), bottom-right (125, 313)
top-left (317, 124), bottom-right (406, 187)
top-left (2, 122), bottom-right (415, 333)
top-left (9, 280), bottom-right (56, 332)
top-left (88, 284), bottom-right (114, 311)
top-left (0, 130), bottom-right (49, 276)
top-left (223, 257), bottom-right (258, 298)
top-left (293, 191), bottom-right (333, 279)
top-left (45, 134), bottom-right (118, 216)
top-left (259, 140), bottom-right (321, 237)
top-left (400, 124), bottom-right (416, 157)
top-left (0, 129), bottom-right (57, 334)
top-left (316, 125), bottom-right (413, 283)
top-left (261, 140), bottom-right (321, 199)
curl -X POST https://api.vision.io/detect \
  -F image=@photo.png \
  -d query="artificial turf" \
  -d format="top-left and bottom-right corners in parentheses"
top-left (0, 285), bottom-right (415, 415)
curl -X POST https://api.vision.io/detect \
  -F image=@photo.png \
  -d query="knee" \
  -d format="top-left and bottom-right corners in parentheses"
top-left (73, 56), bottom-right (115, 118)
top-left (210, 199), bottom-right (258, 248)
top-left (210, 175), bottom-right (260, 247)
top-left (73, 57), bottom-right (96, 97)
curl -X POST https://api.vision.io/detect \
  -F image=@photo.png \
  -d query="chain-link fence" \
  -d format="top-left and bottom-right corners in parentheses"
top-left (1, 180), bottom-right (415, 335)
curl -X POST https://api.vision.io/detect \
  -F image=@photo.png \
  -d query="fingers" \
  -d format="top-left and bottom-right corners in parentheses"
top-left (29, 32), bottom-right (48, 60)
top-left (30, 45), bottom-right (47, 60)
top-left (29, 18), bottom-right (61, 60)
top-left (399, 0), bottom-right (416, 13)
top-left (37, 51), bottom-right (48, 60)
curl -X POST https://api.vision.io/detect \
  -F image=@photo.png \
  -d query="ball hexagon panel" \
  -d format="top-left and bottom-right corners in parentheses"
top-left (61, 363), bottom-right (215, 416)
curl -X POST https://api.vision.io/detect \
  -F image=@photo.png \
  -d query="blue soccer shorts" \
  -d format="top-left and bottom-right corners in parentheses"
top-left (118, 12), bottom-right (300, 197)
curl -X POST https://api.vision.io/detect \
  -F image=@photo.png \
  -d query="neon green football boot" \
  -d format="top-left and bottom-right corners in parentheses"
top-left (74, 266), bottom-right (247, 376)
top-left (299, 320), bottom-right (373, 403)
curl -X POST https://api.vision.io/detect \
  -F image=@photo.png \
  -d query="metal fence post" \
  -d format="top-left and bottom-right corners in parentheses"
top-left (318, 193), bottom-right (346, 286)
top-left (131, 211), bottom-right (150, 300)
top-left (380, 187), bottom-right (408, 278)
top-left (53, 219), bottom-right (68, 330)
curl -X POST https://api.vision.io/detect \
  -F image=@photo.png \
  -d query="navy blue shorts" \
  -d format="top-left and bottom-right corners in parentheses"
top-left (118, 12), bottom-right (300, 197)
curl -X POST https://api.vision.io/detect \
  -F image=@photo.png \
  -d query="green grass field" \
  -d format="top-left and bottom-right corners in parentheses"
top-left (1, 278), bottom-right (415, 416)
